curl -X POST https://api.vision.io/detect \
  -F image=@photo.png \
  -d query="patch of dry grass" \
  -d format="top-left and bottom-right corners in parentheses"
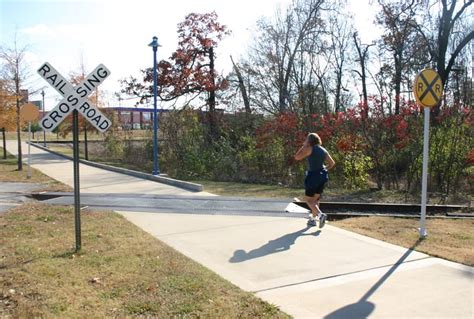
top-left (331, 216), bottom-right (474, 266)
top-left (0, 203), bottom-right (289, 318)
top-left (198, 180), bottom-right (304, 199)
top-left (198, 181), bottom-right (471, 205)
top-left (47, 145), bottom-right (74, 157)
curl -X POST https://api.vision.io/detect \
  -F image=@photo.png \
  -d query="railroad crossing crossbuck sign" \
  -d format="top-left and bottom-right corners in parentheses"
top-left (412, 68), bottom-right (444, 239)
top-left (413, 68), bottom-right (443, 108)
top-left (38, 62), bottom-right (112, 132)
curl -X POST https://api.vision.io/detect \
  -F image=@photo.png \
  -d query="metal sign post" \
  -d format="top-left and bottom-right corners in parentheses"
top-left (413, 68), bottom-right (443, 238)
top-left (72, 110), bottom-right (81, 250)
top-left (37, 62), bottom-right (111, 251)
top-left (2, 128), bottom-right (6, 159)
top-left (419, 107), bottom-right (430, 237)
top-left (27, 122), bottom-right (31, 179)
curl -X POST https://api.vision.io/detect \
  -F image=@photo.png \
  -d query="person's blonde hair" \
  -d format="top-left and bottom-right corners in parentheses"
top-left (307, 133), bottom-right (322, 146)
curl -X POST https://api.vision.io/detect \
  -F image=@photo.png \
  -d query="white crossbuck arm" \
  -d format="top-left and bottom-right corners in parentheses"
top-left (37, 62), bottom-right (112, 133)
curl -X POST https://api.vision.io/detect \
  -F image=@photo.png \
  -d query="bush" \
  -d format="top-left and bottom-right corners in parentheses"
top-left (94, 101), bottom-right (472, 199)
top-left (104, 132), bottom-right (123, 159)
top-left (159, 109), bottom-right (208, 179)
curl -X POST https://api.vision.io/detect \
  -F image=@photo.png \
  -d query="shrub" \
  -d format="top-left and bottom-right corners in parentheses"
top-left (98, 100), bottom-right (471, 199)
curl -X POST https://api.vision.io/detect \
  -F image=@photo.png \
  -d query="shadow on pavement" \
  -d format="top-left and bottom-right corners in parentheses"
top-left (229, 226), bottom-right (321, 263)
top-left (23, 152), bottom-right (70, 163)
top-left (324, 239), bottom-right (423, 319)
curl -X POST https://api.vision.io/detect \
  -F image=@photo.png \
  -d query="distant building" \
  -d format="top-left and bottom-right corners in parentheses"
top-left (110, 107), bottom-right (169, 130)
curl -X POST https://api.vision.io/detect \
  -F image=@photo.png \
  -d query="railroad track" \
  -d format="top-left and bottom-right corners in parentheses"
top-left (29, 192), bottom-right (472, 219)
top-left (317, 202), bottom-right (472, 218)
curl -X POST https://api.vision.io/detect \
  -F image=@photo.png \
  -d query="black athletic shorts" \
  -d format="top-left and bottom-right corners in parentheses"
top-left (304, 170), bottom-right (328, 197)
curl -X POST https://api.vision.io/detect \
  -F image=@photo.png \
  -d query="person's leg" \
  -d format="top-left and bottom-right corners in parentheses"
top-left (304, 194), bottom-right (321, 219)
top-left (306, 188), bottom-right (328, 228)
top-left (314, 184), bottom-right (327, 228)
top-left (304, 194), bottom-right (321, 227)
top-left (304, 172), bottom-right (323, 226)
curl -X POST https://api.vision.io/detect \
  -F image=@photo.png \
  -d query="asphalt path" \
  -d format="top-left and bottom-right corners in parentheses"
top-left (0, 182), bottom-right (43, 213)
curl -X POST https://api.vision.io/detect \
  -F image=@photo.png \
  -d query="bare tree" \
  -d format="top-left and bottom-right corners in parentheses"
top-left (431, 0), bottom-right (473, 85)
top-left (413, 0), bottom-right (473, 111)
top-left (376, 0), bottom-right (430, 114)
top-left (369, 44), bottom-right (394, 114)
top-left (0, 39), bottom-right (30, 171)
top-left (244, 0), bottom-right (327, 114)
top-left (290, 27), bottom-right (328, 114)
top-left (353, 32), bottom-right (375, 117)
top-left (326, 9), bottom-right (355, 112)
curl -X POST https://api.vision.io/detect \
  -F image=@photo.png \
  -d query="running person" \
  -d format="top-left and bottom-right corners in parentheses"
top-left (294, 133), bottom-right (335, 228)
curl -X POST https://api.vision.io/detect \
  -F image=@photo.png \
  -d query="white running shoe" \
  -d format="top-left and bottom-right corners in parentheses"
top-left (319, 213), bottom-right (327, 228)
top-left (307, 218), bottom-right (317, 227)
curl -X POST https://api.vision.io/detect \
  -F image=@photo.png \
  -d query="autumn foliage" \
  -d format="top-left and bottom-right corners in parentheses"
top-left (0, 80), bottom-right (17, 131)
top-left (157, 97), bottom-right (472, 196)
top-left (127, 12), bottom-right (230, 104)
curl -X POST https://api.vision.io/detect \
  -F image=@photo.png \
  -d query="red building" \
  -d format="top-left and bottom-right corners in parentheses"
top-left (111, 107), bottom-right (168, 130)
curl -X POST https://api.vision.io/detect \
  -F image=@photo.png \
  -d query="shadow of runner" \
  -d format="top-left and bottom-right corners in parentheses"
top-left (229, 227), bottom-right (321, 263)
top-left (324, 238), bottom-right (424, 319)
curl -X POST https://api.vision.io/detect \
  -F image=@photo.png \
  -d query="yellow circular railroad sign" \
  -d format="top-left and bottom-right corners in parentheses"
top-left (20, 103), bottom-right (40, 122)
top-left (413, 68), bottom-right (443, 108)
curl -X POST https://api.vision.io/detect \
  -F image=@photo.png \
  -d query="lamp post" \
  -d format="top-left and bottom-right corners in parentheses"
top-left (41, 90), bottom-right (46, 147)
top-left (148, 36), bottom-right (161, 175)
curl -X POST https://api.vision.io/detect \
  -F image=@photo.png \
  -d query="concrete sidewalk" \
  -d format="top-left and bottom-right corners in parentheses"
top-left (119, 212), bottom-right (472, 318)
top-left (4, 140), bottom-right (213, 196)
top-left (4, 140), bottom-right (473, 318)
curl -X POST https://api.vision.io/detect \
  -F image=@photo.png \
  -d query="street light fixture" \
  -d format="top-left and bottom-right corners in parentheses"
top-left (148, 36), bottom-right (161, 175)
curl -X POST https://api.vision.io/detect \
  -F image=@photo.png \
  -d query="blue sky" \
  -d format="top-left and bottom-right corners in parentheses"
top-left (1, 0), bottom-right (377, 109)
top-left (1, 1), bottom-right (102, 27)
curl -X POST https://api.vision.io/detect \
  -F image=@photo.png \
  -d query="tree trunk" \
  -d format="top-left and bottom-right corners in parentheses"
top-left (16, 91), bottom-right (22, 171)
top-left (208, 46), bottom-right (219, 139)
top-left (353, 33), bottom-right (370, 118)
top-left (394, 54), bottom-right (402, 115)
top-left (431, 1), bottom-right (474, 115)
top-left (335, 72), bottom-right (342, 113)
top-left (230, 56), bottom-right (251, 113)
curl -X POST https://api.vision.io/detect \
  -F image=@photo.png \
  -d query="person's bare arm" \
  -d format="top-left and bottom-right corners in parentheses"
top-left (294, 141), bottom-right (312, 161)
top-left (325, 153), bottom-right (336, 170)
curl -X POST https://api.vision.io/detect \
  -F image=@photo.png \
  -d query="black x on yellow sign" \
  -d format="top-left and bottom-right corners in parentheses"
top-left (413, 69), bottom-right (443, 108)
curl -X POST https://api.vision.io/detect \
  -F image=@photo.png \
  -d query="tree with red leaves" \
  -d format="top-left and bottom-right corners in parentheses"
top-left (121, 12), bottom-right (230, 138)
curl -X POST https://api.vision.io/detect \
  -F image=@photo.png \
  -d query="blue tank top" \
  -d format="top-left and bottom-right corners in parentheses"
top-left (307, 145), bottom-right (327, 172)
